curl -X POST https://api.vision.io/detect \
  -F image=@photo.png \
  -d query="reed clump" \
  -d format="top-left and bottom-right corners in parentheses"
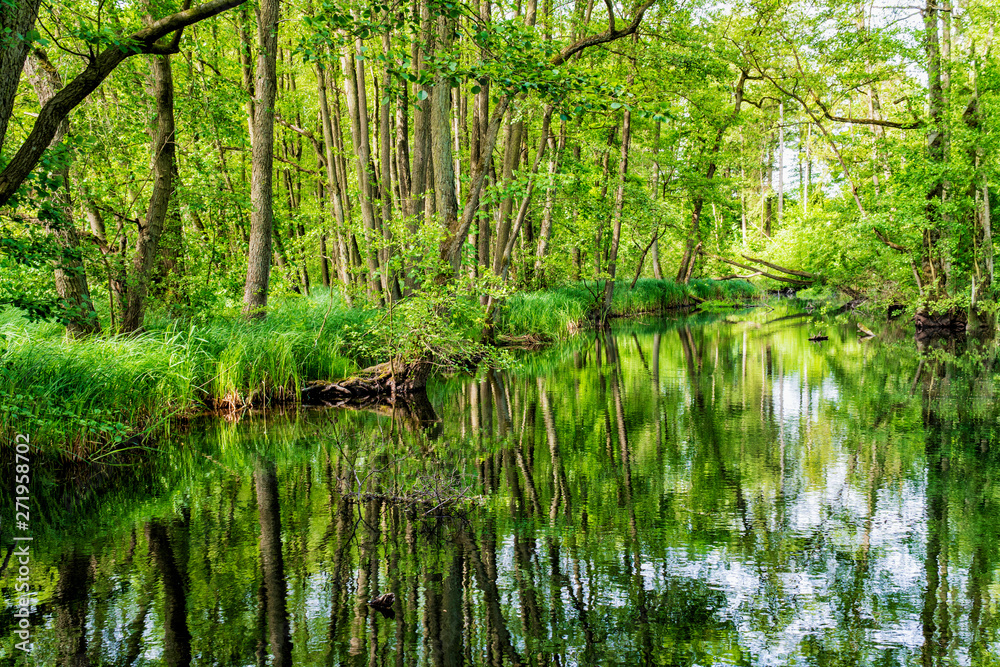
top-left (0, 293), bottom-right (364, 455)
top-left (498, 279), bottom-right (758, 339)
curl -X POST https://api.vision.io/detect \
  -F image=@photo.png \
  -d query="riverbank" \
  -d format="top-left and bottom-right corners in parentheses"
top-left (500, 278), bottom-right (759, 339)
top-left (0, 279), bottom-right (758, 456)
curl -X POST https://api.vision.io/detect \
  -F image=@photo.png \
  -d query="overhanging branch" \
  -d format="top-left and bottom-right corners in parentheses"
top-left (552, 0), bottom-right (656, 66)
top-left (0, 0), bottom-right (247, 208)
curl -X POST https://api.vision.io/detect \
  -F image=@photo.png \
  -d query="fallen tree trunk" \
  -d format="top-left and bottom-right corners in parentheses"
top-left (302, 358), bottom-right (432, 401)
top-left (712, 272), bottom-right (763, 280)
top-left (708, 254), bottom-right (813, 285)
top-left (739, 255), bottom-right (818, 280)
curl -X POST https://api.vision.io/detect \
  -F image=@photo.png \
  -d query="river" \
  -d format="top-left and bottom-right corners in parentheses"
top-left (5, 304), bottom-right (999, 666)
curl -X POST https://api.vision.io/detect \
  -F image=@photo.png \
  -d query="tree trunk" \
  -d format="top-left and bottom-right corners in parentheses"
top-left (25, 50), bottom-right (101, 336)
top-left (341, 46), bottom-right (384, 303)
top-left (922, 0), bottom-right (946, 301)
top-left (123, 52), bottom-right (177, 332)
top-left (596, 124), bottom-right (617, 277)
top-left (431, 16), bottom-right (459, 241)
top-left (602, 93), bottom-right (632, 313)
top-left (394, 71), bottom-right (413, 216)
top-left (154, 170), bottom-right (183, 300)
top-left (534, 119), bottom-right (564, 285)
top-left (492, 117), bottom-right (525, 275)
top-left (650, 120), bottom-right (664, 279)
top-left (316, 61), bottom-right (353, 291)
top-left (438, 96), bottom-right (510, 273)
top-left (472, 0), bottom-right (492, 281)
top-left (777, 103), bottom-right (784, 225)
top-left (0, 1), bottom-right (42, 153)
top-left (677, 69), bottom-right (749, 283)
top-left (242, 0), bottom-right (279, 318)
top-left (411, 0), bottom-right (433, 225)
top-left (380, 30), bottom-right (402, 302)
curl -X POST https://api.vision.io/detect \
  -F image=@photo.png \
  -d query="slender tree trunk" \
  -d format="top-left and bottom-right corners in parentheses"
top-left (491, 0), bottom-right (538, 278)
top-left (472, 0), bottom-right (492, 281)
top-left (316, 62), bottom-right (352, 291)
top-left (534, 119), bottom-right (564, 285)
top-left (602, 88), bottom-right (632, 312)
top-left (123, 52), bottom-right (178, 332)
top-left (438, 96), bottom-right (511, 273)
top-left (677, 70), bottom-right (748, 283)
top-left (242, 0), bottom-right (279, 318)
top-left (24, 50), bottom-right (101, 335)
top-left (777, 102), bottom-right (784, 225)
top-left (431, 16), bottom-right (459, 239)
top-left (341, 46), bottom-right (384, 303)
top-left (650, 120), bottom-right (664, 279)
top-left (923, 0), bottom-right (946, 300)
top-left (380, 30), bottom-right (402, 301)
top-left (596, 124), bottom-right (616, 277)
top-left (411, 0), bottom-right (433, 224)
top-left (394, 70), bottom-right (412, 215)
top-left (763, 139), bottom-right (773, 238)
top-left (320, 233), bottom-right (331, 287)
top-left (492, 116), bottom-right (524, 275)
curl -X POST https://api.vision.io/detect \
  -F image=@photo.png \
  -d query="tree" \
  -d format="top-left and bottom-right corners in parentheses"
top-left (242, 0), bottom-right (280, 318)
top-left (0, 0), bottom-right (248, 208)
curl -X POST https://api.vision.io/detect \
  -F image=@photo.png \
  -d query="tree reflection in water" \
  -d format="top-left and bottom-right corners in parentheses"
top-left (9, 308), bottom-right (1000, 665)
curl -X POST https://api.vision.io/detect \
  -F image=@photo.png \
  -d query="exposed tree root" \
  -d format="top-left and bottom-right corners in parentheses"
top-left (915, 310), bottom-right (967, 331)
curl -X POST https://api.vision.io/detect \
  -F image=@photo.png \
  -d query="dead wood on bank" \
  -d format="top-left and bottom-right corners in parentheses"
top-left (301, 358), bottom-right (433, 401)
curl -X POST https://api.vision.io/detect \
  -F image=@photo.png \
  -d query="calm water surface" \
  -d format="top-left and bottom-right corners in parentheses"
top-left (3, 305), bottom-right (1000, 666)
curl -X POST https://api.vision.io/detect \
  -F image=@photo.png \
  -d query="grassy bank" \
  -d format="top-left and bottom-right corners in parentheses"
top-left (497, 278), bottom-right (758, 339)
top-left (1, 279), bottom-right (757, 455)
top-left (0, 294), bottom-right (367, 456)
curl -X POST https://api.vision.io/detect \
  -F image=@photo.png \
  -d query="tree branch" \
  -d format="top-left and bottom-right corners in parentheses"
top-left (708, 254), bottom-right (812, 285)
top-left (812, 96), bottom-right (922, 130)
top-left (552, 0), bottom-right (656, 66)
top-left (0, 0), bottom-right (247, 208)
top-left (873, 227), bottom-right (908, 252)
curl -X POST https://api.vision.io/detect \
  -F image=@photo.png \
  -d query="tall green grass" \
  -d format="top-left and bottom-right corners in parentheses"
top-left (0, 280), bottom-right (757, 455)
top-left (498, 278), bottom-right (758, 339)
top-left (0, 292), bottom-right (367, 455)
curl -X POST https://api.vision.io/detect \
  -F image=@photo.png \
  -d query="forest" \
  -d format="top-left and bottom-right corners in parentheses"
top-left (4, 1), bottom-right (1000, 664)
top-left (0, 0), bottom-right (998, 454)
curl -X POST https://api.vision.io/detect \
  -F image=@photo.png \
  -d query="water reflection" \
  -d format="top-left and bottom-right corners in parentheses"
top-left (5, 307), bottom-right (1000, 666)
